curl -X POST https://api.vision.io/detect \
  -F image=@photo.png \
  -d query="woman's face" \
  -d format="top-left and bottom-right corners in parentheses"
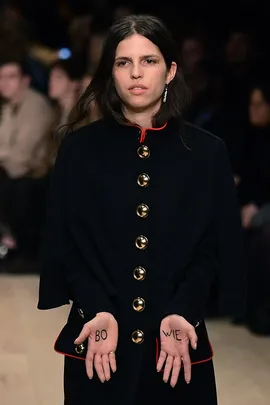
top-left (181, 38), bottom-right (204, 73)
top-left (112, 34), bottom-right (176, 113)
top-left (249, 88), bottom-right (270, 127)
top-left (49, 67), bottom-right (73, 100)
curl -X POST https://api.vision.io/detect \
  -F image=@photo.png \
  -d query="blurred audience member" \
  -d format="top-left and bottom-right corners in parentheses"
top-left (222, 29), bottom-right (257, 126)
top-left (181, 34), bottom-right (207, 76)
top-left (236, 81), bottom-right (270, 335)
top-left (79, 69), bottom-right (100, 123)
top-left (48, 58), bottom-right (85, 160)
top-left (0, 58), bottom-right (53, 264)
top-left (238, 82), bottom-right (270, 221)
top-left (0, 3), bottom-right (49, 94)
top-left (68, 14), bottom-right (92, 60)
top-left (49, 58), bottom-right (84, 128)
top-left (80, 70), bottom-right (93, 93)
top-left (87, 29), bottom-right (107, 71)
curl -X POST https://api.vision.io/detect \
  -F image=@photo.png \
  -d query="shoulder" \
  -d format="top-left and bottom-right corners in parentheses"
top-left (56, 119), bottom-right (109, 159)
top-left (63, 118), bottom-right (110, 147)
top-left (183, 121), bottom-right (227, 157)
top-left (25, 88), bottom-right (52, 111)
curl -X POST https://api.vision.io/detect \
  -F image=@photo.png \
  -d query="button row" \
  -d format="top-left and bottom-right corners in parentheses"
top-left (132, 142), bottom-right (151, 344)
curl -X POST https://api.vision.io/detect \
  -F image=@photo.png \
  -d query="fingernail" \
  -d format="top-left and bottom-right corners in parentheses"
top-left (186, 380), bottom-right (190, 384)
top-left (194, 343), bottom-right (197, 350)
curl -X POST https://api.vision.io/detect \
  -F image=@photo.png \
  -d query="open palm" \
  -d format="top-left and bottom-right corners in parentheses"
top-left (157, 315), bottom-right (197, 387)
top-left (75, 312), bottom-right (118, 382)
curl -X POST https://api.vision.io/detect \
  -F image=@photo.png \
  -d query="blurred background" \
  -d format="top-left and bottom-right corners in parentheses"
top-left (0, 0), bottom-right (270, 404)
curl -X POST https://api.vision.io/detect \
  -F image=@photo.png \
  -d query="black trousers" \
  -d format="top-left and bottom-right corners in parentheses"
top-left (0, 168), bottom-right (50, 257)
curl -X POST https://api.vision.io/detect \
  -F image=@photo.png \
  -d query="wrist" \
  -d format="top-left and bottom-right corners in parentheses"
top-left (96, 311), bottom-right (115, 319)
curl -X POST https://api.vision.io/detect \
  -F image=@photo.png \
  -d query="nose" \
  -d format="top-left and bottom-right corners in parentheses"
top-left (130, 62), bottom-right (143, 79)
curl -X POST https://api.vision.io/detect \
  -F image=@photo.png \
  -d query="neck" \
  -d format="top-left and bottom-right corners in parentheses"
top-left (59, 93), bottom-right (77, 113)
top-left (123, 101), bottom-right (161, 128)
top-left (10, 87), bottom-right (28, 106)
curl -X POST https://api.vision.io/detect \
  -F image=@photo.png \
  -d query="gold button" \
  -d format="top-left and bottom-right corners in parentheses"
top-left (135, 235), bottom-right (148, 250)
top-left (78, 308), bottom-right (85, 319)
top-left (133, 297), bottom-right (145, 312)
top-left (133, 266), bottom-right (146, 281)
top-left (131, 329), bottom-right (144, 344)
top-left (75, 343), bottom-right (85, 354)
top-left (136, 203), bottom-right (149, 218)
top-left (137, 173), bottom-right (150, 187)
top-left (137, 145), bottom-right (150, 159)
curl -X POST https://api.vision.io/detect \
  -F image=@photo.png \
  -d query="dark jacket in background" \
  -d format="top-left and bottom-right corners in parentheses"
top-left (238, 126), bottom-right (270, 207)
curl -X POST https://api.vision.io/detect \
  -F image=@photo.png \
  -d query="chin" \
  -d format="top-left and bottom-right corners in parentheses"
top-left (127, 99), bottom-right (154, 112)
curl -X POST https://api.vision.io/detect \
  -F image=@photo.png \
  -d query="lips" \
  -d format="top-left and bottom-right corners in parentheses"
top-left (128, 85), bottom-right (148, 90)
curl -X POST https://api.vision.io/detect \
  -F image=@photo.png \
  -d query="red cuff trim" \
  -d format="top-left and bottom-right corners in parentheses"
top-left (53, 329), bottom-right (85, 361)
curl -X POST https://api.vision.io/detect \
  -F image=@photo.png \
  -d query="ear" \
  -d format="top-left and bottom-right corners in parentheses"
top-left (166, 61), bottom-right (177, 85)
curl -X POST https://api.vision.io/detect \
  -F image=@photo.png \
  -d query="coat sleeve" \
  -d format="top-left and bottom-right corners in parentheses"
top-left (37, 133), bottom-right (117, 321)
top-left (161, 139), bottom-right (245, 324)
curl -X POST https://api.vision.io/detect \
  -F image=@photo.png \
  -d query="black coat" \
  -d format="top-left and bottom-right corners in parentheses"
top-left (238, 126), bottom-right (270, 207)
top-left (38, 118), bottom-right (243, 404)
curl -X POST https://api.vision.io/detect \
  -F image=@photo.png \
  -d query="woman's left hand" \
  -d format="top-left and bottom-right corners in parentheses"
top-left (157, 315), bottom-right (198, 387)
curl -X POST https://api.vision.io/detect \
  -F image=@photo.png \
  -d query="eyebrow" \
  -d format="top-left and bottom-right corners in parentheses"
top-left (115, 54), bottom-right (160, 61)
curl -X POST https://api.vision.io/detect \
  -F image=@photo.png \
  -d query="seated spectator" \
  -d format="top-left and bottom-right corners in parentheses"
top-left (79, 69), bottom-right (100, 123)
top-left (237, 81), bottom-right (270, 335)
top-left (48, 58), bottom-right (85, 161)
top-left (80, 69), bottom-right (93, 93)
top-left (49, 58), bottom-right (84, 129)
top-left (0, 58), bottom-right (54, 265)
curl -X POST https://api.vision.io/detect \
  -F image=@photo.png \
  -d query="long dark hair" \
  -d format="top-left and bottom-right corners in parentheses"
top-left (67, 14), bottom-right (190, 132)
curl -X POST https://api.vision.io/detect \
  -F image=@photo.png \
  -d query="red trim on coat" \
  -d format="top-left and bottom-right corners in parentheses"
top-left (128, 122), bottom-right (168, 143)
top-left (53, 332), bottom-right (214, 366)
top-left (155, 338), bottom-right (214, 372)
top-left (54, 330), bottom-right (85, 361)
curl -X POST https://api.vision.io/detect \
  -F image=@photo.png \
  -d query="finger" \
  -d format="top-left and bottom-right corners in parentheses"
top-left (94, 353), bottom-right (105, 383)
top-left (188, 328), bottom-right (198, 350)
top-left (102, 354), bottom-right (111, 381)
top-left (182, 353), bottom-right (191, 384)
top-left (85, 350), bottom-right (94, 379)
top-left (163, 355), bottom-right (174, 383)
top-left (156, 349), bottom-right (167, 372)
top-left (74, 324), bottom-right (91, 344)
top-left (170, 356), bottom-right (181, 388)
top-left (109, 352), bottom-right (117, 373)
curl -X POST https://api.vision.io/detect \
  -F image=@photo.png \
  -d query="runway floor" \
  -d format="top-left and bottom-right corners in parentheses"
top-left (0, 274), bottom-right (270, 405)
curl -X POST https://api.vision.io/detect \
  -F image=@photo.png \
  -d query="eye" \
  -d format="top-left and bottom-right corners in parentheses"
top-left (144, 58), bottom-right (157, 65)
top-left (116, 60), bottom-right (129, 67)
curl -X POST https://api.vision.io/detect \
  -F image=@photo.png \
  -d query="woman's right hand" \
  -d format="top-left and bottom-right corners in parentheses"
top-left (74, 312), bottom-right (118, 382)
